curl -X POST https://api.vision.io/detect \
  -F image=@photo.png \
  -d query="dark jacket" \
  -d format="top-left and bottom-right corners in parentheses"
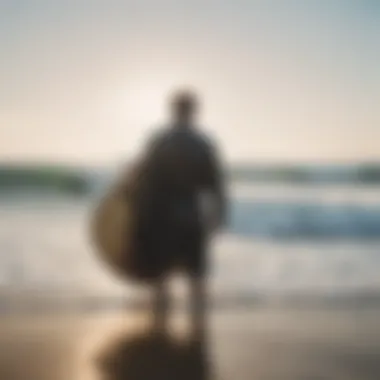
top-left (139, 125), bottom-right (226, 224)
top-left (131, 124), bottom-right (226, 279)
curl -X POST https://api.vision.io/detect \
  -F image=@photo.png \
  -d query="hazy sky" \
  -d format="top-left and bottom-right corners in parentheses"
top-left (0, 0), bottom-right (379, 164)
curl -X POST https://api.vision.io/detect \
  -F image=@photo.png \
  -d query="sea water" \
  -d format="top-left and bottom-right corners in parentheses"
top-left (0, 182), bottom-right (380, 307)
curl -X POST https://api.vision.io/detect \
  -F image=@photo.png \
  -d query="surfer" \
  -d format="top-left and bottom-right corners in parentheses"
top-left (134, 89), bottom-right (226, 334)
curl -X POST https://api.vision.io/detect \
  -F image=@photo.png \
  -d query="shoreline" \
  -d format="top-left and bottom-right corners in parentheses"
top-left (1, 291), bottom-right (380, 316)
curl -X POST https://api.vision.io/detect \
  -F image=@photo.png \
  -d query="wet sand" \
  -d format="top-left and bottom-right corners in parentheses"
top-left (1, 307), bottom-right (380, 380)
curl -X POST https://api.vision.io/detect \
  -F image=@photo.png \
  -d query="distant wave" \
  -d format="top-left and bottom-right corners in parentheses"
top-left (230, 200), bottom-right (380, 240)
top-left (3, 164), bottom-right (380, 240)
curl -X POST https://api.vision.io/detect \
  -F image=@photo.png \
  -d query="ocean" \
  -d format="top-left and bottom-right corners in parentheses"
top-left (1, 179), bottom-right (380, 309)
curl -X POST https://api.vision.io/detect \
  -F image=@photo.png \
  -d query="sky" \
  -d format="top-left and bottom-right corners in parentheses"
top-left (0, 0), bottom-right (379, 164)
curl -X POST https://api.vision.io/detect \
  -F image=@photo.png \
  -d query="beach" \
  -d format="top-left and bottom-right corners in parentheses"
top-left (1, 184), bottom-right (380, 379)
top-left (1, 306), bottom-right (380, 380)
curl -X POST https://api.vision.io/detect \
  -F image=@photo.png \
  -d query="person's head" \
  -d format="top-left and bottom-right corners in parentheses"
top-left (169, 89), bottom-right (199, 124)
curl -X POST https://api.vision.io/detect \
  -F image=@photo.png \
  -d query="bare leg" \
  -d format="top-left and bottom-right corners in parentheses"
top-left (190, 276), bottom-right (206, 339)
top-left (152, 276), bottom-right (169, 333)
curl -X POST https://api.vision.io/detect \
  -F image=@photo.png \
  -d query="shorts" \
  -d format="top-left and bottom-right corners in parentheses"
top-left (134, 209), bottom-right (207, 281)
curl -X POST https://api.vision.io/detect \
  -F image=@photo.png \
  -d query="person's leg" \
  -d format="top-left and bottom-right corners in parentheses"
top-left (152, 276), bottom-right (170, 333)
top-left (185, 223), bottom-right (208, 338)
top-left (189, 274), bottom-right (207, 338)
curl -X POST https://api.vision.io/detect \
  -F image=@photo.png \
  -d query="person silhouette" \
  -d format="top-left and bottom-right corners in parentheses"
top-left (132, 89), bottom-right (226, 334)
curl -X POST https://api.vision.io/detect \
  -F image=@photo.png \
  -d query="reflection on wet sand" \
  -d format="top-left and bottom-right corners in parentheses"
top-left (96, 329), bottom-right (209, 380)
top-left (2, 309), bottom-right (380, 380)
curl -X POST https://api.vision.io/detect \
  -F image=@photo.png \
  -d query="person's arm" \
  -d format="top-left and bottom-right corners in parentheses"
top-left (204, 142), bottom-right (227, 229)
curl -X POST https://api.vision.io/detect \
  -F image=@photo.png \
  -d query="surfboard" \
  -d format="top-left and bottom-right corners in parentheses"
top-left (90, 161), bottom-right (221, 282)
top-left (90, 163), bottom-right (141, 280)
